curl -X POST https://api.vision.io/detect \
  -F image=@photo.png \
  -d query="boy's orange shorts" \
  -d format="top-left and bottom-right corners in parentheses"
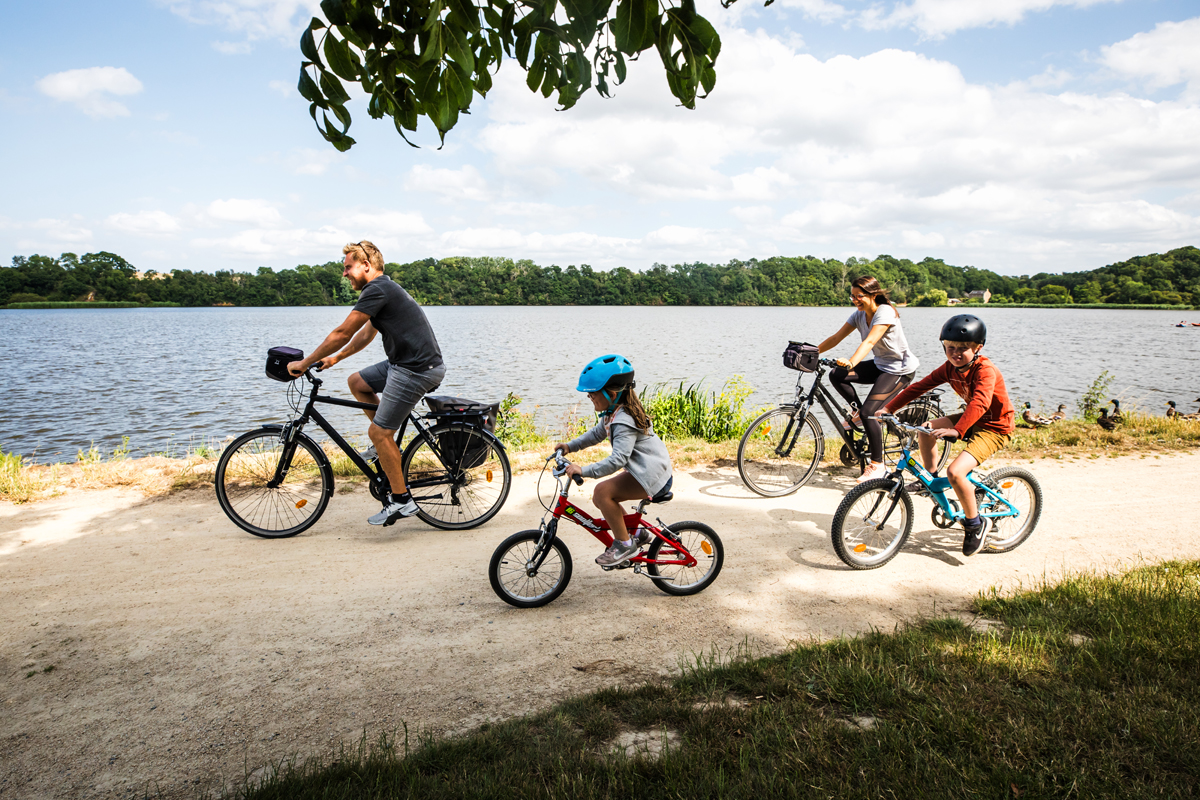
top-left (946, 413), bottom-right (1011, 465)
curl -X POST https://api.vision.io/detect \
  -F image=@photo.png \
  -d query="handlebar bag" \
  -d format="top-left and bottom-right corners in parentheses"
top-left (265, 346), bottom-right (304, 382)
top-left (424, 395), bottom-right (500, 468)
top-left (783, 341), bottom-right (819, 372)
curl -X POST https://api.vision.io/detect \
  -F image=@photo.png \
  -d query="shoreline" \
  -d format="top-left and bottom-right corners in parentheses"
top-left (2, 450), bottom-right (1198, 798)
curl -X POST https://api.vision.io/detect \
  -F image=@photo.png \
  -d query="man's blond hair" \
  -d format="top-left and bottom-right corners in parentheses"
top-left (343, 240), bottom-right (385, 272)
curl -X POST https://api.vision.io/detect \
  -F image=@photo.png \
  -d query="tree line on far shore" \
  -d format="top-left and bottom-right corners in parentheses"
top-left (3, 246), bottom-right (1197, 308)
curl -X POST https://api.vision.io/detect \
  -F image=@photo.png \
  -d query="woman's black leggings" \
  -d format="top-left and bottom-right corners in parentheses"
top-left (828, 360), bottom-right (914, 463)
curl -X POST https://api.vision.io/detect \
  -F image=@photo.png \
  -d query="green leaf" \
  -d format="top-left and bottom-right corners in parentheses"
top-left (445, 19), bottom-right (475, 74)
top-left (540, 62), bottom-right (558, 98)
top-left (320, 0), bottom-right (347, 26)
top-left (320, 71), bottom-right (351, 104)
top-left (614, 0), bottom-right (656, 54)
top-left (324, 35), bottom-right (360, 81)
top-left (447, 0), bottom-right (481, 33)
top-left (297, 67), bottom-right (327, 107)
top-left (701, 63), bottom-right (716, 94)
top-left (300, 26), bottom-right (323, 67)
top-left (614, 50), bottom-right (627, 82)
top-left (445, 62), bottom-right (473, 109)
top-left (526, 55), bottom-right (545, 92)
top-left (420, 23), bottom-right (444, 64)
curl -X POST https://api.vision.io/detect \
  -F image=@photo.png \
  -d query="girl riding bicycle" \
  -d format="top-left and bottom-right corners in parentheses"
top-left (554, 355), bottom-right (673, 567)
top-left (815, 275), bottom-right (919, 484)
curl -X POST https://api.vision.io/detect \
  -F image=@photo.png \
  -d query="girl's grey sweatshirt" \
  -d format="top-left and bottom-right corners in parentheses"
top-left (566, 408), bottom-right (673, 496)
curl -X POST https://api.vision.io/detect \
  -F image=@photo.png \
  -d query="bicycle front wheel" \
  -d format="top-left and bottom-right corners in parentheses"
top-left (647, 522), bottom-right (724, 596)
top-left (402, 424), bottom-right (511, 530)
top-left (737, 407), bottom-right (824, 496)
top-left (215, 428), bottom-right (332, 538)
top-left (980, 467), bottom-right (1043, 553)
top-left (831, 478), bottom-right (913, 570)
top-left (489, 530), bottom-right (573, 608)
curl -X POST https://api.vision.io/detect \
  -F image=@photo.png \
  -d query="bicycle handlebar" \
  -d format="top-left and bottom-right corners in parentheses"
top-left (549, 452), bottom-right (585, 484)
top-left (872, 413), bottom-right (959, 442)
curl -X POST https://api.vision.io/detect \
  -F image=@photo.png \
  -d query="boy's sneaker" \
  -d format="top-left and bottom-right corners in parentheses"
top-left (961, 517), bottom-right (990, 557)
top-left (368, 494), bottom-right (419, 526)
top-left (856, 461), bottom-right (888, 484)
top-left (596, 540), bottom-right (640, 566)
top-left (632, 528), bottom-right (654, 548)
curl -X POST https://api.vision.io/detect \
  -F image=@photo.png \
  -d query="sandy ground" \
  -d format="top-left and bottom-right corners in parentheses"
top-left (2, 451), bottom-right (1198, 799)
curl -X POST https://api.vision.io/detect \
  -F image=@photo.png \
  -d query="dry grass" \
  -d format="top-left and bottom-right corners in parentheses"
top-left (4, 413), bottom-right (1199, 505)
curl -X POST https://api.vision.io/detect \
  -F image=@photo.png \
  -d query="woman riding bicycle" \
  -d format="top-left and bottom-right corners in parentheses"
top-left (815, 275), bottom-right (918, 484)
top-left (554, 355), bottom-right (673, 567)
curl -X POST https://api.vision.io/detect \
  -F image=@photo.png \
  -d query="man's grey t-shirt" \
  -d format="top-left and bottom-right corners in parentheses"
top-left (846, 303), bottom-right (918, 376)
top-left (352, 275), bottom-right (443, 372)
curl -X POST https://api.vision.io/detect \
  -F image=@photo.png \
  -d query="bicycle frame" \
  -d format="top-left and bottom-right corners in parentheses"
top-left (274, 369), bottom-right (460, 502)
top-left (533, 462), bottom-right (701, 574)
top-left (880, 416), bottom-right (1020, 524)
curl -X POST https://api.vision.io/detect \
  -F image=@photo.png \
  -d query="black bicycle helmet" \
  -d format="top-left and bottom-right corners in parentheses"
top-left (939, 314), bottom-right (987, 347)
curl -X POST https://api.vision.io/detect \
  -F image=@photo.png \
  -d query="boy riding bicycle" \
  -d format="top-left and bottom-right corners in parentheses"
top-left (883, 314), bottom-right (1015, 557)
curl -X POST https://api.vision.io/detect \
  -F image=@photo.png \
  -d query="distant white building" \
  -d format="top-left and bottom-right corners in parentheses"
top-left (966, 289), bottom-right (992, 303)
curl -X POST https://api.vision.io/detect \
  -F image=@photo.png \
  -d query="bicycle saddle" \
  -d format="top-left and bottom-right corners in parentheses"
top-left (648, 491), bottom-right (673, 504)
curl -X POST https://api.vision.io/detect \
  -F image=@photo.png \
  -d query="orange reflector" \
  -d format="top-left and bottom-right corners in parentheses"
top-left (763, 425), bottom-right (771, 435)
top-left (701, 541), bottom-right (713, 555)
top-left (486, 470), bottom-right (493, 482)
top-left (854, 544), bottom-right (867, 553)
top-left (295, 499), bottom-right (307, 509)
top-left (1001, 481), bottom-right (1014, 488)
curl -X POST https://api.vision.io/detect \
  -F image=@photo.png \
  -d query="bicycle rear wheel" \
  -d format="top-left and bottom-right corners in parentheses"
top-left (489, 530), bottom-right (573, 608)
top-left (830, 478), bottom-right (913, 569)
top-left (647, 522), bottom-right (724, 596)
top-left (979, 467), bottom-right (1043, 553)
top-left (882, 404), bottom-right (952, 472)
top-left (401, 423), bottom-right (511, 530)
top-left (737, 407), bottom-right (824, 496)
top-left (215, 428), bottom-right (332, 538)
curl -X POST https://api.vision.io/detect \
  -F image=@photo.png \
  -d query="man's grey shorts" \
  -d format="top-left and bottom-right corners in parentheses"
top-left (359, 360), bottom-right (445, 431)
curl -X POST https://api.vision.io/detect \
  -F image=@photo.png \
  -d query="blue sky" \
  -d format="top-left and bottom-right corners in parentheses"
top-left (2, 0), bottom-right (1198, 276)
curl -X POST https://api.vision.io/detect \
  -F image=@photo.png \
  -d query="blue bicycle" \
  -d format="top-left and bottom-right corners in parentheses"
top-left (829, 414), bottom-right (1043, 569)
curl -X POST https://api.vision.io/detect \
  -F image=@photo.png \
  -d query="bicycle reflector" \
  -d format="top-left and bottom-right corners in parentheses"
top-left (487, 470), bottom-right (493, 482)
top-left (701, 541), bottom-right (713, 555)
top-left (854, 544), bottom-right (867, 553)
top-left (295, 499), bottom-right (307, 509)
top-left (1001, 481), bottom-right (1014, 488)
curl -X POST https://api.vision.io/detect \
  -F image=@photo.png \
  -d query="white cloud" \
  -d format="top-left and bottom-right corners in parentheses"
top-left (106, 210), bottom-right (182, 235)
top-left (212, 40), bottom-right (253, 55)
top-left (404, 165), bottom-right (492, 202)
top-left (332, 209), bottom-right (432, 237)
top-left (268, 79), bottom-right (292, 98)
top-left (14, 218), bottom-right (94, 250)
top-left (859, 0), bottom-right (1123, 38)
top-left (35, 67), bottom-right (143, 118)
top-left (289, 147), bottom-right (345, 175)
top-left (158, 0), bottom-right (320, 42)
top-left (1102, 17), bottom-right (1200, 97)
top-left (206, 198), bottom-right (287, 227)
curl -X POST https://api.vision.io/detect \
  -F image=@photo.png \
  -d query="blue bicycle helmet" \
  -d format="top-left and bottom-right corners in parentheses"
top-left (577, 354), bottom-right (635, 393)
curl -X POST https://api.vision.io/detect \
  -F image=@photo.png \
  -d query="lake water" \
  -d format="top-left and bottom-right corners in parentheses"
top-left (2, 305), bottom-right (1197, 463)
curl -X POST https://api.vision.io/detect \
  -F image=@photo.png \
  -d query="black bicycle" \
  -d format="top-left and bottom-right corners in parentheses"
top-left (215, 363), bottom-right (511, 538)
top-left (737, 354), bottom-right (952, 497)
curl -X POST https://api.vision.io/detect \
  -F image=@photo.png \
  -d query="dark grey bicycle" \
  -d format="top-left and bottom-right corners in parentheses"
top-left (215, 359), bottom-right (510, 538)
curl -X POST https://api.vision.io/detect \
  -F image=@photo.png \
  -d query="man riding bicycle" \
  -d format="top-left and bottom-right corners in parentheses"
top-left (288, 241), bottom-right (445, 526)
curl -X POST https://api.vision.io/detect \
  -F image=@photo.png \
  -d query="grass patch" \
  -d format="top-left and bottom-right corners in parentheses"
top-left (1008, 413), bottom-right (1200, 458)
top-left (228, 561), bottom-right (1200, 799)
top-left (644, 377), bottom-right (767, 442)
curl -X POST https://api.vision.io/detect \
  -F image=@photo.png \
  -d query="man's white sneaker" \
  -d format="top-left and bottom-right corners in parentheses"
top-left (856, 461), bottom-right (888, 484)
top-left (368, 495), bottom-right (419, 526)
top-left (361, 445), bottom-right (378, 463)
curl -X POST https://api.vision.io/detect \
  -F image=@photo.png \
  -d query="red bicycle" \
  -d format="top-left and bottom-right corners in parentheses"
top-left (488, 453), bottom-right (724, 608)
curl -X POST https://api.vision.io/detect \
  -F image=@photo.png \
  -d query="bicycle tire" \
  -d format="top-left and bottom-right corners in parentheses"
top-left (737, 407), bottom-right (824, 497)
top-left (980, 467), bottom-right (1043, 553)
top-left (647, 521), bottom-right (724, 596)
top-left (830, 478), bottom-right (914, 570)
top-left (215, 427), bottom-right (332, 538)
top-left (489, 530), bottom-right (573, 608)
top-left (882, 404), bottom-right (953, 472)
top-left (401, 423), bottom-right (511, 530)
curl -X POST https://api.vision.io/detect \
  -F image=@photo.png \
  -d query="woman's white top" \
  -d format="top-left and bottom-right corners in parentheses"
top-left (846, 303), bottom-right (918, 376)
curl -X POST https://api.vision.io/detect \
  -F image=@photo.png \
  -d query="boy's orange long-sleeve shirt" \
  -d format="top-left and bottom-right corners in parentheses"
top-left (886, 355), bottom-right (1015, 437)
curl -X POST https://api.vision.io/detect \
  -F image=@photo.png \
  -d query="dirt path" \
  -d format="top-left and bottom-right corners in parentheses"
top-left (2, 452), bottom-right (1196, 799)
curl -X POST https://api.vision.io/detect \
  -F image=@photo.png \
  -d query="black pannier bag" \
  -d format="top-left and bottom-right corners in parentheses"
top-left (424, 395), bottom-right (500, 469)
top-left (266, 346), bottom-right (304, 382)
top-left (782, 341), bottom-right (820, 373)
